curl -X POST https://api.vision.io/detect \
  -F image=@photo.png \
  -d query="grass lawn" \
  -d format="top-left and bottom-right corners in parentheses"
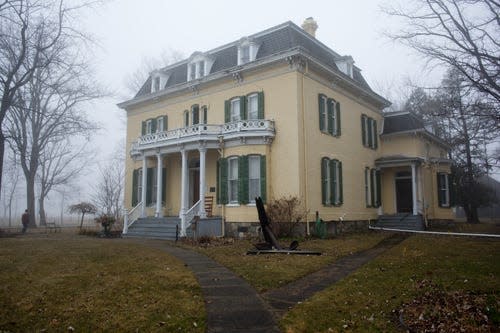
top-left (281, 234), bottom-right (500, 332)
top-left (0, 232), bottom-right (205, 332)
top-left (183, 232), bottom-right (389, 292)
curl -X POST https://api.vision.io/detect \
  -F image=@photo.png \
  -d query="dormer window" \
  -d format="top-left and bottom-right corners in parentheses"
top-left (150, 70), bottom-right (170, 93)
top-left (237, 37), bottom-right (260, 65)
top-left (335, 56), bottom-right (354, 78)
top-left (187, 52), bottom-right (214, 81)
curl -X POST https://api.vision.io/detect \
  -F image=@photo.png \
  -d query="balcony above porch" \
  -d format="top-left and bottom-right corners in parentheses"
top-left (130, 119), bottom-right (275, 157)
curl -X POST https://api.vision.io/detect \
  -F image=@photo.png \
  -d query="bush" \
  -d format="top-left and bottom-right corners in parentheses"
top-left (266, 196), bottom-right (308, 238)
top-left (94, 214), bottom-right (116, 237)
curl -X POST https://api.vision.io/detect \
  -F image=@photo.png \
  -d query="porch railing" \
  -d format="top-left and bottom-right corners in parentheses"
top-left (183, 200), bottom-right (201, 233)
top-left (123, 201), bottom-right (142, 234)
top-left (131, 120), bottom-right (275, 153)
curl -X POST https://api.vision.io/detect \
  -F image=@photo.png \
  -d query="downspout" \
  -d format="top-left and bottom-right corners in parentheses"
top-left (301, 63), bottom-right (310, 236)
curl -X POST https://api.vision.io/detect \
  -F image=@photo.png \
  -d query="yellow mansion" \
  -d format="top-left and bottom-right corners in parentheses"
top-left (118, 18), bottom-right (453, 238)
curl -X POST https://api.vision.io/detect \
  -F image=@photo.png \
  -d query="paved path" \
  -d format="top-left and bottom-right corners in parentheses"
top-left (262, 233), bottom-right (408, 317)
top-left (136, 233), bottom-right (408, 332)
top-left (158, 244), bottom-right (280, 333)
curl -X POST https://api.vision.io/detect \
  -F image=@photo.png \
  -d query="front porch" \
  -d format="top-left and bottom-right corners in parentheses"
top-left (124, 120), bottom-right (275, 237)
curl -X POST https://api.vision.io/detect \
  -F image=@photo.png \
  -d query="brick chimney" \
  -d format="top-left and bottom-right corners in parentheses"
top-left (301, 17), bottom-right (318, 38)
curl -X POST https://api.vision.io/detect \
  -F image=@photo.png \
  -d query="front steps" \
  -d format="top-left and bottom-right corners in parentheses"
top-left (124, 217), bottom-right (180, 240)
top-left (124, 216), bottom-right (224, 240)
top-left (374, 214), bottom-right (425, 231)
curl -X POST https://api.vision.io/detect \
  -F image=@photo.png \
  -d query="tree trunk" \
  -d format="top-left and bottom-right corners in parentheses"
top-left (39, 196), bottom-right (47, 226)
top-left (0, 131), bottom-right (5, 202)
top-left (26, 174), bottom-right (37, 228)
top-left (79, 213), bottom-right (85, 230)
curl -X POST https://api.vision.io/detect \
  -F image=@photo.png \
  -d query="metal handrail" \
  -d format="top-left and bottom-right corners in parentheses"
top-left (184, 200), bottom-right (201, 230)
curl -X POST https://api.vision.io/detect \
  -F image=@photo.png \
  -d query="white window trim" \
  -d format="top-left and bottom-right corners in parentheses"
top-left (440, 173), bottom-right (450, 207)
top-left (228, 157), bottom-right (239, 204)
top-left (146, 119), bottom-right (153, 134)
top-left (187, 52), bottom-right (214, 81)
top-left (237, 38), bottom-right (261, 66)
top-left (230, 98), bottom-right (241, 122)
top-left (248, 155), bottom-right (261, 203)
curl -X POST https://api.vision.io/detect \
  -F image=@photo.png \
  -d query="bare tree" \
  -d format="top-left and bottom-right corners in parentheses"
top-left (37, 139), bottom-right (92, 226)
top-left (6, 43), bottom-right (100, 227)
top-left (68, 202), bottom-right (96, 230)
top-left (124, 48), bottom-right (184, 96)
top-left (0, 0), bottom-right (81, 197)
top-left (92, 144), bottom-right (124, 221)
top-left (1, 148), bottom-right (20, 227)
top-left (383, 0), bottom-right (500, 121)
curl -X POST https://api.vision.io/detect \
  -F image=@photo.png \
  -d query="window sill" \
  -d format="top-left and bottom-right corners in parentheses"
top-left (226, 203), bottom-right (240, 207)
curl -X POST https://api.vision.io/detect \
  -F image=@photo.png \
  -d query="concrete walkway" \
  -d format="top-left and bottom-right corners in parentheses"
top-left (138, 233), bottom-right (408, 332)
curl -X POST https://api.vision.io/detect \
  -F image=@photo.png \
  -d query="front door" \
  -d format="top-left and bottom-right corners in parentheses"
top-left (190, 170), bottom-right (200, 206)
top-left (396, 178), bottom-right (412, 213)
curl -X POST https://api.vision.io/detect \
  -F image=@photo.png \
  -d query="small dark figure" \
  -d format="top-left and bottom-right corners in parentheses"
top-left (21, 209), bottom-right (29, 233)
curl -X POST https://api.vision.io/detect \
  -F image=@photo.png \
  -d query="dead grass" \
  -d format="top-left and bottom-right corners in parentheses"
top-left (0, 232), bottom-right (205, 332)
top-left (182, 232), bottom-right (389, 292)
top-left (281, 234), bottom-right (500, 332)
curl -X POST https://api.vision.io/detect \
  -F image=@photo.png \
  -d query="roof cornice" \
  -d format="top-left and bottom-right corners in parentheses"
top-left (380, 128), bottom-right (450, 150)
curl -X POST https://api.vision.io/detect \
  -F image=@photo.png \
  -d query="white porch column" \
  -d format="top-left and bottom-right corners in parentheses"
top-left (155, 153), bottom-right (163, 217)
top-left (141, 156), bottom-right (147, 218)
top-left (179, 149), bottom-right (188, 235)
top-left (411, 163), bottom-right (418, 215)
top-left (199, 147), bottom-right (207, 218)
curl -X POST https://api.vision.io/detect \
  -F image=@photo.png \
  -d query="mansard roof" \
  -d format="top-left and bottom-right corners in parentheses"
top-left (134, 21), bottom-right (375, 98)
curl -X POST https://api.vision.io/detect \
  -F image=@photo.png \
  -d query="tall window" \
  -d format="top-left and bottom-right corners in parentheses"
top-left (230, 98), bottom-right (241, 122)
top-left (225, 92), bottom-right (264, 123)
top-left (365, 168), bottom-right (381, 207)
top-left (153, 77), bottom-right (161, 92)
top-left (321, 158), bottom-right (343, 206)
top-left (217, 155), bottom-right (266, 205)
top-left (248, 156), bottom-right (261, 202)
top-left (197, 61), bottom-right (205, 78)
top-left (228, 157), bottom-right (239, 203)
top-left (318, 94), bottom-right (341, 137)
top-left (240, 45), bottom-right (250, 64)
top-left (146, 119), bottom-right (153, 134)
top-left (247, 93), bottom-right (258, 120)
top-left (361, 114), bottom-right (378, 149)
top-left (156, 116), bottom-right (167, 132)
top-left (437, 173), bottom-right (450, 207)
top-left (189, 63), bottom-right (196, 81)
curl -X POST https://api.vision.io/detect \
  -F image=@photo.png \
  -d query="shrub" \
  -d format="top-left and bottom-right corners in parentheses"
top-left (94, 214), bottom-right (116, 237)
top-left (266, 196), bottom-right (308, 238)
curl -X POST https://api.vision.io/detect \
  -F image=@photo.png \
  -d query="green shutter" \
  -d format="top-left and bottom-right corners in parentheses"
top-left (361, 115), bottom-right (366, 146)
top-left (336, 102), bottom-right (341, 137)
top-left (367, 118), bottom-right (373, 148)
top-left (163, 115), bottom-right (168, 131)
top-left (370, 168), bottom-right (376, 207)
top-left (184, 112), bottom-right (189, 127)
top-left (437, 173), bottom-right (444, 207)
top-left (338, 161), bottom-right (343, 205)
top-left (240, 96), bottom-right (246, 120)
top-left (220, 158), bottom-right (228, 204)
top-left (161, 167), bottom-right (167, 204)
top-left (373, 120), bottom-right (378, 149)
top-left (238, 155), bottom-right (249, 204)
top-left (257, 91), bottom-right (264, 119)
top-left (330, 159), bottom-right (337, 205)
top-left (216, 159), bottom-right (221, 204)
top-left (146, 167), bottom-right (153, 205)
top-left (319, 95), bottom-right (326, 132)
top-left (365, 168), bottom-right (370, 207)
top-left (327, 98), bottom-right (334, 135)
top-left (132, 169), bottom-right (138, 206)
top-left (141, 121), bottom-right (146, 136)
top-left (321, 157), bottom-right (329, 205)
top-left (260, 155), bottom-right (266, 203)
top-left (224, 100), bottom-right (230, 123)
top-left (203, 107), bottom-right (207, 124)
top-left (376, 169), bottom-right (382, 207)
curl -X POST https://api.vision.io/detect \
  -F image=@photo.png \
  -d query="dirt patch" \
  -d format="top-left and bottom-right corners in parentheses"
top-left (399, 279), bottom-right (499, 332)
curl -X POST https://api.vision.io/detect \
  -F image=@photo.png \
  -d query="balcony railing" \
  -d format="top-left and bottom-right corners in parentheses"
top-left (131, 120), bottom-right (275, 153)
